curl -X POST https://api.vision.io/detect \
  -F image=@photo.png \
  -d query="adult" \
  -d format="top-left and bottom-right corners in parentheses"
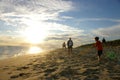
top-left (67, 38), bottom-right (73, 55)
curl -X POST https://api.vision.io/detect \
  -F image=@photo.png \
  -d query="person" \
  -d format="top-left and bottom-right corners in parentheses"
top-left (62, 42), bottom-right (66, 49)
top-left (102, 37), bottom-right (106, 43)
top-left (67, 38), bottom-right (73, 55)
top-left (94, 37), bottom-right (103, 62)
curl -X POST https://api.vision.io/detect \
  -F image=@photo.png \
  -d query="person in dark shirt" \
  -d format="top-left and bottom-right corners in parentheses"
top-left (102, 37), bottom-right (106, 43)
top-left (67, 38), bottom-right (73, 55)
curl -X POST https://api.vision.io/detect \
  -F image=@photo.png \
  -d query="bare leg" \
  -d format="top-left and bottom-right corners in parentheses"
top-left (69, 49), bottom-right (71, 55)
top-left (98, 56), bottom-right (100, 62)
top-left (69, 48), bottom-right (72, 56)
top-left (71, 48), bottom-right (72, 54)
top-left (68, 49), bottom-right (70, 55)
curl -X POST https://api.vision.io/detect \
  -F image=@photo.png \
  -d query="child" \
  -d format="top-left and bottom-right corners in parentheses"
top-left (62, 42), bottom-right (66, 49)
top-left (94, 37), bottom-right (103, 62)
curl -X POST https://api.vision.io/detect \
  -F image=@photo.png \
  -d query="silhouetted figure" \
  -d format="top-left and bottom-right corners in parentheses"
top-left (94, 37), bottom-right (103, 62)
top-left (102, 37), bottom-right (106, 43)
top-left (62, 42), bottom-right (66, 49)
top-left (67, 38), bottom-right (73, 55)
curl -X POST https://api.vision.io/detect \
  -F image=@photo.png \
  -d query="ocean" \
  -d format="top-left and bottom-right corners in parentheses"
top-left (0, 46), bottom-right (30, 60)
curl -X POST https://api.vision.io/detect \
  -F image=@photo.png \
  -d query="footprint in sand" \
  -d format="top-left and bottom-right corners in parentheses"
top-left (82, 68), bottom-right (99, 76)
top-left (27, 63), bottom-right (33, 66)
top-left (58, 66), bottom-right (79, 78)
top-left (16, 66), bottom-right (29, 70)
top-left (83, 63), bottom-right (99, 68)
top-left (2, 66), bottom-right (9, 70)
top-left (44, 67), bottom-right (58, 76)
top-left (8, 72), bottom-right (12, 74)
top-left (10, 73), bottom-right (31, 79)
top-left (45, 67), bottom-right (79, 80)
top-left (84, 75), bottom-right (99, 80)
top-left (32, 63), bottom-right (46, 71)
top-left (108, 69), bottom-right (120, 80)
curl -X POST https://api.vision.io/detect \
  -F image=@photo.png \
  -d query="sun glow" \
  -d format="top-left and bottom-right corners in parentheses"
top-left (28, 46), bottom-right (43, 54)
top-left (22, 21), bottom-right (49, 44)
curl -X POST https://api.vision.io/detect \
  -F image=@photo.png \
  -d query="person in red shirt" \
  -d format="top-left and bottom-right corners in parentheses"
top-left (94, 37), bottom-right (103, 62)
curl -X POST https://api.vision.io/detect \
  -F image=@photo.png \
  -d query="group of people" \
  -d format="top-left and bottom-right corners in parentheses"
top-left (62, 37), bottom-right (106, 62)
top-left (62, 38), bottom-right (73, 55)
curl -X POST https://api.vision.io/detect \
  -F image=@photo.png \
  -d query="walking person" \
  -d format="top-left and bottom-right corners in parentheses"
top-left (94, 37), bottom-right (103, 62)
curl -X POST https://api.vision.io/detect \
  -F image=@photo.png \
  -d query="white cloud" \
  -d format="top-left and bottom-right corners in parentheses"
top-left (92, 24), bottom-right (120, 38)
top-left (2, 0), bottom-right (113, 49)
top-left (0, 0), bottom-right (75, 35)
top-left (60, 16), bottom-right (74, 20)
top-left (76, 18), bottom-right (120, 23)
top-left (0, 0), bottom-right (73, 21)
top-left (0, 0), bottom-right (87, 48)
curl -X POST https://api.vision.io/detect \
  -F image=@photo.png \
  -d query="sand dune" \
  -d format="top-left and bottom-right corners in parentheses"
top-left (0, 44), bottom-right (120, 80)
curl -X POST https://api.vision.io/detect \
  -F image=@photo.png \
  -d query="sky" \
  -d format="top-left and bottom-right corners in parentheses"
top-left (0, 0), bottom-right (120, 50)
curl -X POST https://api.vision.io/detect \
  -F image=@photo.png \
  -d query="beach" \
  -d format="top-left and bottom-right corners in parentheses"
top-left (0, 44), bottom-right (120, 80)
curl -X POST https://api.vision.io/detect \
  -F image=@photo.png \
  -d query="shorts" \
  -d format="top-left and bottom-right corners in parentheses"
top-left (68, 46), bottom-right (72, 49)
top-left (98, 50), bottom-right (103, 57)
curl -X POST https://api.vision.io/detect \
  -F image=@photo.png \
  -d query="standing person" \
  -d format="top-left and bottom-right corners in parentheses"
top-left (102, 37), bottom-right (106, 43)
top-left (62, 42), bottom-right (66, 49)
top-left (67, 38), bottom-right (73, 55)
top-left (94, 37), bottom-right (103, 62)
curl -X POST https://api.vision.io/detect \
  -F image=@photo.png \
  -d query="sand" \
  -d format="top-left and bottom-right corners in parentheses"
top-left (0, 46), bottom-right (120, 80)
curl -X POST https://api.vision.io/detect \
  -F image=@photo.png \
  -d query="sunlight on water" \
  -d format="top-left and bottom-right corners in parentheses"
top-left (28, 46), bottom-right (43, 54)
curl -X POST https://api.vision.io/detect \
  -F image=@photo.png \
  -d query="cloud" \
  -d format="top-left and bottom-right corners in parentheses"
top-left (3, 1), bottom-right (119, 49)
top-left (92, 24), bottom-right (120, 38)
top-left (0, 0), bottom-right (72, 13)
top-left (0, 0), bottom-right (75, 43)
top-left (76, 18), bottom-right (120, 23)
top-left (60, 16), bottom-right (74, 20)
top-left (0, 0), bottom-right (73, 22)
top-left (0, 34), bottom-right (24, 43)
top-left (38, 22), bottom-right (85, 42)
top-left (0, 0), bottom-right (75, 36)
